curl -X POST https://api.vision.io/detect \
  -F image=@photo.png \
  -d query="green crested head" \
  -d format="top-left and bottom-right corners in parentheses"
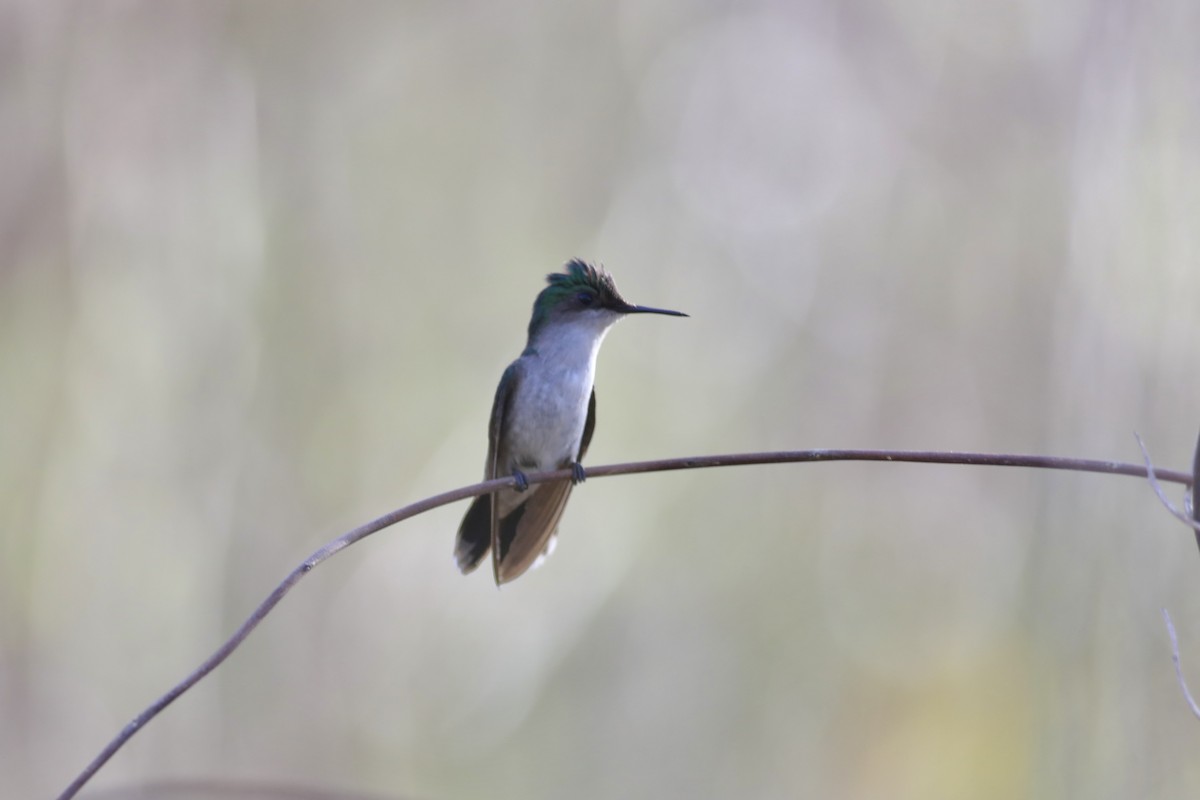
top-left (526, 259), bottom-right (688, 340)
top-left (527, 259), bottom-right (625, 336)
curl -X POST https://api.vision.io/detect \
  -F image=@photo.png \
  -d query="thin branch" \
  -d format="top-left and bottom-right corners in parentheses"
top-left (57, 448), bottom-right (1194, 800)
top-left (1133, 433), bottom-right (1200, 532)
top-left (1162, 608), bottom-right (1200, 721)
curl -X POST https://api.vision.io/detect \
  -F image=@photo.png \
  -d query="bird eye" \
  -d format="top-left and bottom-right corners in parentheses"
top-left (576, 291), bottom-right (595, 306)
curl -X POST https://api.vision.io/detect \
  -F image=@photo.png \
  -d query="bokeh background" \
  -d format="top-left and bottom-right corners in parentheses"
top-left (4, 1), bottom-right (1200, 798)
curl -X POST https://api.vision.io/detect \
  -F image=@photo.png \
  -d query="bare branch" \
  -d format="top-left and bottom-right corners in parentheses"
top-left (56, 447), bottom-right (1194, 800)
top-left (1162, 608), bottom-right (1200, 721)
top-left (1134, 433), bottom-right (1200, 533)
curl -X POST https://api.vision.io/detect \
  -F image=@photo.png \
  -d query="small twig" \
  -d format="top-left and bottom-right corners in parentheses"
top-left (56, 448), bottom-right (1194, 800)
top-left (1142, 436), bottom-right (1200, 724)
top-left (1162, 608), bottom-right (1200, 721)
top-left (1134, 433), bottom-right (1200, 533)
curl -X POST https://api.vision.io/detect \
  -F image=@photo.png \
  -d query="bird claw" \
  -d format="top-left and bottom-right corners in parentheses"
top-left (512, 470), bottom-right (529, 492)
top-left (571, 462), bottom-right (587, 484)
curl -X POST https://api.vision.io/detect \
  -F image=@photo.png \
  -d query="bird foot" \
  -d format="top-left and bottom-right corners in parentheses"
top-left (571, 462), bottom-right (587, 484)
top-left (512, 469), bottom-right (529, 492)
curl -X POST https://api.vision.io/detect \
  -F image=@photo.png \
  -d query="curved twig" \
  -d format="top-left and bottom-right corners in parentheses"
top-left (1163, 609), bottom-right (1200, 721)
top-left (1134, 433), bottom-right (1200, 533)
top-left (57, 448), bottom-right (1194, 800)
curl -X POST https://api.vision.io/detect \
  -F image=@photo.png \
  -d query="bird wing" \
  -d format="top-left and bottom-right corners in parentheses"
top-left (487, 362), bottom-right (520, 583)
top-left (454, 362), bottom-right (520, 575)
top-left (579, 387), bottom-right (596, 461)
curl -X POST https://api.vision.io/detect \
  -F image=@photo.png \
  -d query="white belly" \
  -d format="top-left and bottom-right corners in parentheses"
top-left (505, 361), bottom-right (592, 471)
top-left (498, 314), bottom-right (611, 473)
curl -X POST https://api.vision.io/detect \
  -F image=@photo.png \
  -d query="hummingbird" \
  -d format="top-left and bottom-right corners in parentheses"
top-left (455, 259), bottom-right (687, 585)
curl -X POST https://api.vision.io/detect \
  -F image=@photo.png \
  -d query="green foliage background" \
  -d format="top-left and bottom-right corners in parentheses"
top-left (3, 2), bottom-right (1200, 798)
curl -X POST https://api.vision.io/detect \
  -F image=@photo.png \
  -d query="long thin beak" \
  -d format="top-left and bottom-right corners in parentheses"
top-left (619, 302), bottom-right (688, 317)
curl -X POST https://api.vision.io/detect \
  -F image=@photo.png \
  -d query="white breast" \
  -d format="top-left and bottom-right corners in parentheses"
top-left (504, 315), bottom-right (613, 471)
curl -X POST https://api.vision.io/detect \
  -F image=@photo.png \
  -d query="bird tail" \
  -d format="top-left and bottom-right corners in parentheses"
top-left (454, 494), bottom-right (492, 574)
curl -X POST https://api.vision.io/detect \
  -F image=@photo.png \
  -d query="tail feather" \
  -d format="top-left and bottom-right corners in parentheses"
top-left (494, 481), bottom-right (573, 584)
top-left (454, 494), bottom-right (492, 574)
top-left (456, 481), bottom-right (574, 583)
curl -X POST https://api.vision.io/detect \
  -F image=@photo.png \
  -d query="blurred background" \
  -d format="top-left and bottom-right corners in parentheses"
top-left (3, 1), bottom-right (1200, 798)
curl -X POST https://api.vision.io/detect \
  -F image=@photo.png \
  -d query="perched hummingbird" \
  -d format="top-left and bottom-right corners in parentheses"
top-left (455, 259), bottom-right (687, 585)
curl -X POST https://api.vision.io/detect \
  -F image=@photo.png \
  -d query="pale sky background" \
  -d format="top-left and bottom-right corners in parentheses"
top-left (4, 1), bottom-right (1200, 798)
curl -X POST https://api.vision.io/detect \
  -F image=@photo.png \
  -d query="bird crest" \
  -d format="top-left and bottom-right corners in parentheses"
top-left (528, 259), bottom-right (626, 337)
